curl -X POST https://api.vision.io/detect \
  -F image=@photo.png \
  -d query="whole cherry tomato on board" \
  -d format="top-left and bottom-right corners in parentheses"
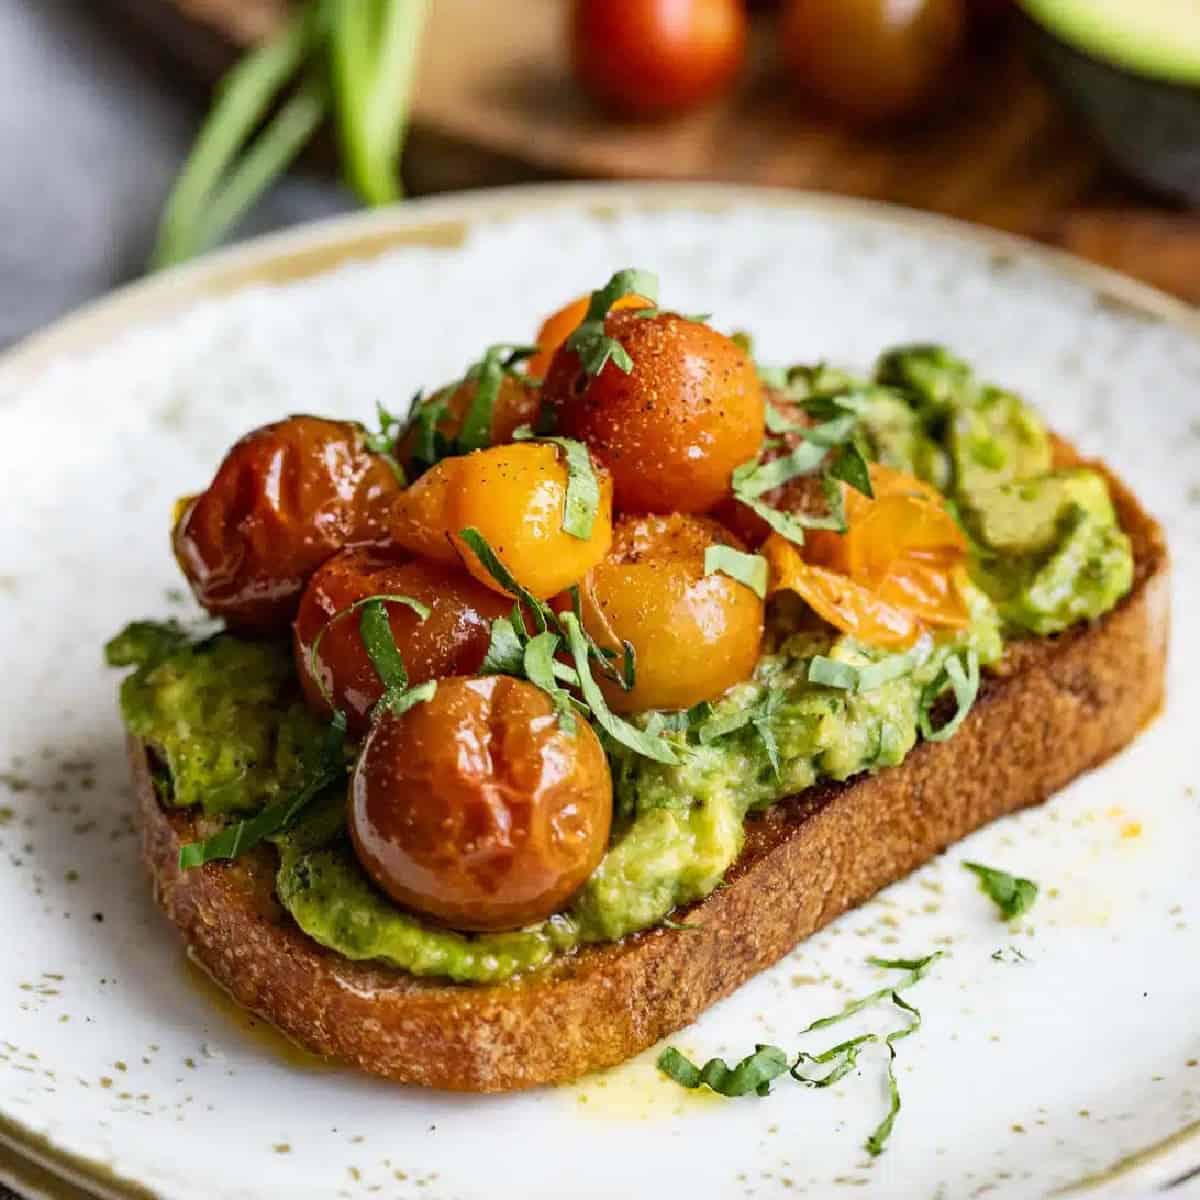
top-left (574, 512), bottom-right (764, 712)
top-left (780, 0), bottom-right (966, 125)
top-left (293, 550), bottom-right (511, 735)
top-left (173, 416), bottom-right (401, 632)
top-left (349, 676), bottom-right (612, 932)
top-left (571, 0), bottom-right (748, 117)
top-left (543, 310), bottom-right (764, 515)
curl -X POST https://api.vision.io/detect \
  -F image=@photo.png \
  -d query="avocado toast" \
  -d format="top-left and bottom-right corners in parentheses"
top-left (106, 271), bottom-right (1168, 1092)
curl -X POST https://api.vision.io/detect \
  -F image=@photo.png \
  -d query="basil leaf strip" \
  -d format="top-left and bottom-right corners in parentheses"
top-left (359, 598), bottom-right (410, 693)
top-left (963, 862), bottom-right (1039, 921)
top-left (866, 991), bottom-right (923, 1157)
top-left (704, 545), bottom-right (768, 599)
top-left (306, 593), bottom-right (430, 711)
top-left (523, 631), bottom-right (577, 732)
top-left (565, 268), bottom-right (659, 377)
top-left (828, 439), bottom-right (874, 498)
top-left (791, 1033), bottom-right (878, 1088)
top-left (808, 651), bottom-right (915, 694)
top-left (512, 429), bottom-right (601, 540)
top-left (458, 343), bottom-right (537, 453)
top-left (732, 442), bottom-right (827, 500)
top-left (657, 1045), bottom-right (790, 1098)
top-left (480, 613), bottom-right (525, 676)
top-left (456, 527), bottom-right (549, 634)
top-left (918, 648), bottom-right (980, 743)
top-left (560, 613), bottom-right (678, 765)
top-left (178, 712), bottom-right (347, 870)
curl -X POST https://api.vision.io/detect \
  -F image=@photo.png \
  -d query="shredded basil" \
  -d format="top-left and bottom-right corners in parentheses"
top-left (657, 953), bottom-right (940, 1154)
top-left (178, 712), bottom-right (347, 870)
top-left (512, 429), bottom-right (601, 540)
top-left (522, 630), bottom-right (577, 732)
top-left (457, 343), bottom-right (536, 453)
top-left (565, 268), bottom-right (659, 377)
top-left (732, 442), bottom-right (827, 500)
top-left (456, 527), bottom-right (549, 633)
top-left (828, 439), bottom-right (874, 498)
top-left (307, 593), bottom-right (430, 711)
top-left (480, 613), bottom-right (525, 676)
top-left (918, 648), bottom-right (980, 742)
top-left (656, 1045), bottom-right (790, 1098)
top-left (560, 613), bottom-right (678, 765)
top-left (704, 545), bottom-right (768, 599)
top-left (964, 862), bottom-right (1039, 921)
top-left (807, 651), bottom-right (917, 694)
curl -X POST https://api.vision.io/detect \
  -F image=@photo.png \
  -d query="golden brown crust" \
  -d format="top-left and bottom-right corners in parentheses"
top-left (131, 457), bottom-right (1170, 1092)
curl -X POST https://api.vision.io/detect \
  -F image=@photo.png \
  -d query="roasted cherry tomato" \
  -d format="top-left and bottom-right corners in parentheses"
top-left (571, 0), bottom-right (747, 117)
top-left (173, 416), bottom-right (401, 632)
top-left (293, 549), bottom-right (511, 734)
top-left (394, 374), bottom-right (540, 473)
top-left (763, 463), bottom-right (969, 646)
top-left (389, 442), bottom-right (614, 599)
top-left (764, 535), bottom-right (920, 648)
top-left (780, 0), bottom-right (966, 125)
top-left (349, 676), bottom-right (612, 931)
top-left (543, 310), bottom-right (764, 514)
top-left (526, 291), bottom-right (651, 379)
top-left (575, 512), bottom-right (764, 712)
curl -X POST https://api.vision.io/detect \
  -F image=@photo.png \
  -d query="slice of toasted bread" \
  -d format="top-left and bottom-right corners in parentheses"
top-left (130, 454), bottom-right (1169, 1092)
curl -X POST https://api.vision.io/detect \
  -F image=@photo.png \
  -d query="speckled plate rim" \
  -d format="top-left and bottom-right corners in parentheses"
top-left (1, 180), bottom-right (1198, 1200)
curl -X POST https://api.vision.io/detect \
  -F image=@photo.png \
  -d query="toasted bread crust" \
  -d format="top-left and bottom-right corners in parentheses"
top-left (132, 459), bottom-right (1169, 1092)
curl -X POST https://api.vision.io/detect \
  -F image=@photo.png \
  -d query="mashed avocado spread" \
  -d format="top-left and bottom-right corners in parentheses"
top-left (108, 347), bottom-right (1133, 984)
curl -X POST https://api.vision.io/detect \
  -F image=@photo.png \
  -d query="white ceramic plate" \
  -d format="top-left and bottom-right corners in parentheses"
top-left (1, 184), bottom-right (1198, 1200)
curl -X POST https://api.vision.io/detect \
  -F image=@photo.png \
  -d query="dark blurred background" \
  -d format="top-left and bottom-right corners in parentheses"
top-left (7, 0), bottom-right (1200, 354)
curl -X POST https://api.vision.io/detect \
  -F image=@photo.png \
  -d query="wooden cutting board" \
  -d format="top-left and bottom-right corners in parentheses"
top-left (103, 0), bottom-right (1200, 302)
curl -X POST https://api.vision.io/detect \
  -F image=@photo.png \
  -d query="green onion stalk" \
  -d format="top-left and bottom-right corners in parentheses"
top-left (151, 0), bottom-right (430, 269)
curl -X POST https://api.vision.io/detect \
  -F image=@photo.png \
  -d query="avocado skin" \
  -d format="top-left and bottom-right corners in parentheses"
top-left (1024, 16), bottom-right (1200, 203)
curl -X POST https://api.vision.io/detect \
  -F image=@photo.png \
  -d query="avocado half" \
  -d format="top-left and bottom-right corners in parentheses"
top-left (1020, 0), bottom-right (1200, 203)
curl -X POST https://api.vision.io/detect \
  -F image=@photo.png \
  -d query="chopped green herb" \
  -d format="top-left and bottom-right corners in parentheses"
top-left (560, 613), bottom-right (678, 765)
top-left (807, 650), bottom-right (918, 694)
top-left (512, 429), bottom-right (601, 540)
top-left (732, 442), bottom-right (827, 500)
top-left (656, 1044), bottom-right (790, 1098)
top-left (522, 631), bottom-right (577, 732)
top-left (704, 545), bottom-right (768, 599)
top-left (565, 268), bottom-right (659, 378)
top-left (866, 991), bottom-right (923, 1157)
top-left (307, 592), bottom-right (429, 710)
top-left (964, 862), bottom-right (1039, 921)
top-left (828, 440), bottom-right (874, 498)
top-left (480, 613), bottom-right (525, 676)
top-left (456, 527), bottom-right (549, 634)
top-left (178, 713), bottom-right (347, 870)
top-left (791, 1032), bottom-right (878, 1088)
top-left (918, 648), bottom-right (980, 743)
top-left (458, 343), bottom-right (536, 453)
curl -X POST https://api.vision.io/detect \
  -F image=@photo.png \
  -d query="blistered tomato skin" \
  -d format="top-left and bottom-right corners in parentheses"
top-left (394, 374), bottom-right (540, 472)
top-left (577, 513), bottom-right (764, 712)
top-left (173, 416), bottom-right (401, 632)
top-left (389, 442), bottom-right (614, 599)
top-left (543, 311), bottom-right (764, 515)
top-left (349, 676), bottom-right (613, 932)
top-left (293, 550), bottom-right (511, 734)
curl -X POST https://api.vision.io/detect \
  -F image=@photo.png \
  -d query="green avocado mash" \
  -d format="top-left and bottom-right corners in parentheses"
top-left (108, 345), bottom-right (1136, 985)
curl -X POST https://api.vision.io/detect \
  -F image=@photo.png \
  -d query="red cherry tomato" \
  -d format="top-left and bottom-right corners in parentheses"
top-left (293, 549), bottom-right (511, 735)
top-left (780, 0), bottom-right (966, 125)
top-left (173, 416), bottom-right (401, 632)
top-left (349, 676), bottom-right (612, 931)
top-left (571, 0), bottom-right (747, 117)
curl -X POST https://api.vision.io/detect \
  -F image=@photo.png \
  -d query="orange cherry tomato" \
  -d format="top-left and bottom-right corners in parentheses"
top-left (388, 442), bottom-right (614, 599)
top-left (527, 292), bottom-right (651, 379)
top-left (571, 0), bottom-right (747, 118)
top-left (349, 676), bottom-right (612, 931)
top-left (543, 310), bottom-right (764, 514)
top-left (173, 416), bottom-right (401, 632)
top-left (780, 0), bottom-right (966, 125)
top-left (763, 534), bottom-right (920, 649)
top-left (574, 513), bottom-right (764, 712)
top-left (394, 374), bottom-right (540, 472)
top-left (293, 549), bottom-right (511, 735)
